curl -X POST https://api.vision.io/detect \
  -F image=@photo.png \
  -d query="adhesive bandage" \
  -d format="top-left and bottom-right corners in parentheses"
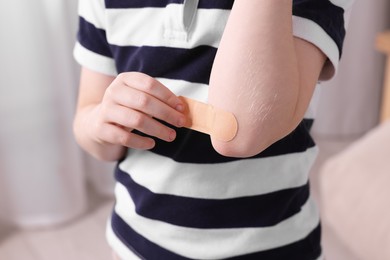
top-left (179, 96), bottom-right (238, 142)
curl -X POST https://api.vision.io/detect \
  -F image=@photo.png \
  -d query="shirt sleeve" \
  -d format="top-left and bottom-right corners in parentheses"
top-left (73, 0), bottom-right (117, 76)
top-left (292, 0), bottom-right (355, 80)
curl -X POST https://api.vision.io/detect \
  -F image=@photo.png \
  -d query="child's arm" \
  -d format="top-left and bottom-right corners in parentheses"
top-left (208, 1), bottom-right (327, 157)
top-left (73, 68), bottom-right (186, 161)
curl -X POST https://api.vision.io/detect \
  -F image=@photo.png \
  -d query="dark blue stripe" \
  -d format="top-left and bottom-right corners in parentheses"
top-left (110, 45), bottom-right (216, 85)
top-left (105, 0), bottom-right (234, 9)
top-left (198, 0), bottom-right (234, 9)
top-left (77, 16), bottom-right (112, 58)
top-left (77, 18), bottom-right (217, 84)
top-left (105, 0), bottom-right (182, 8)
top-left (115, 166), bottom-right (310, 229)
top-left (293, 0), bottom-right (345, 58)
top-left (111, 212), bottom-right (322, 260)
top-left (77, 19), bottom-right (217, 84)
top-left (133, 119), bottom-right (315, 164)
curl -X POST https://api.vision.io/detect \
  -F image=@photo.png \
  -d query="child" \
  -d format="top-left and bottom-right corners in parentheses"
top-left (73, 0), bottom-right (353, 259)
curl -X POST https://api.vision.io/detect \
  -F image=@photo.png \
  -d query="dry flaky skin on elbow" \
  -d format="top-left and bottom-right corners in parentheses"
top-left (208, 1), bottom-right (326, 158)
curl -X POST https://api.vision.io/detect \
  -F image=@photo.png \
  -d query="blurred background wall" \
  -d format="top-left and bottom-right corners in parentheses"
top-left (312, 0), bottom-right (390, 137)
top-left (0, 0), bottom-right (389, 232)
top-left (0, 0), bottom-right (115, 229)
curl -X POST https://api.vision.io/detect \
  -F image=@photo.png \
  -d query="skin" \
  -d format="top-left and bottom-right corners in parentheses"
top-left (73, 0), bottom-right (326, 161)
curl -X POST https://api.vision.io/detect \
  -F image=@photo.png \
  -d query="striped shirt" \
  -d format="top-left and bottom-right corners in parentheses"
top-left (74, 0), bottom-right (352, 259)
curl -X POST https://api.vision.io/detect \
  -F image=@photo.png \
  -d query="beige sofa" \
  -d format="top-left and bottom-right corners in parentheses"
top-left (318, 120), bottom-right (390, 260)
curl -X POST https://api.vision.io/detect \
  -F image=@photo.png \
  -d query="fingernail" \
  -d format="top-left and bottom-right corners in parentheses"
top-left (177, 116), bottom-right (186, 127)
top-left (147, 139), bottom-right (156, 149)
top-left (169, 130), bottom-right (176, 141)
top-left (175, 104), bottom-right (184, 112)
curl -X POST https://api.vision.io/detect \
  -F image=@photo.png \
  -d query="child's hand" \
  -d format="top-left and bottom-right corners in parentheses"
top-left (90, 72), bottom-right (186, 150)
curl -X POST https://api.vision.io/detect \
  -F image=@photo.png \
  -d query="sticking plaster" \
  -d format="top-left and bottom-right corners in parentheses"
top-left (179, 96), bottom-right (238, 142)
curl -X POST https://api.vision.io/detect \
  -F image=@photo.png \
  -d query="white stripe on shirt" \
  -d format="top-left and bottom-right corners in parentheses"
top-left (119, 146), bottom-right (318, 199)
top-left (105, 7), bottom-right (229, 48)
top-left (73, 42), bottom-right (118, 76)
top-left (78, 0), bottom-right (106, 30)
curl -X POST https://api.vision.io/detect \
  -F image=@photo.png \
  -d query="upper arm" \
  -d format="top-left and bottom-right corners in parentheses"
top-left (292, 0), bottom-right (354, 80)
top-left (291, 37), bottom-right (326, 123)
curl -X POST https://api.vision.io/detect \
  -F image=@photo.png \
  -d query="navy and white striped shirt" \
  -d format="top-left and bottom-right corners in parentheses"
top-left (74, 0), bottom-right (352, 259)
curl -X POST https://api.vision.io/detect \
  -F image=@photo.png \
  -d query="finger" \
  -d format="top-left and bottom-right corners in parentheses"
top-left (110, 87), bottom-right (186, 128)
top-left (98, 123), bottom-right (156, 150)
top-left (106, 105), bottom-right (177, 143)
top-left (116, 72), bottom-right (185, 111)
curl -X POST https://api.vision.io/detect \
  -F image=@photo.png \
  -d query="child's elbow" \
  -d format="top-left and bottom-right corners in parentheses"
top-left (210, 122), bottom-right (296, 158)
top-left (210, 136), bottom-right (270, 158)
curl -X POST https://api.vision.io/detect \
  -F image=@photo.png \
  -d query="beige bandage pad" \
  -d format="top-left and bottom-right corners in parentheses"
top-left (179, 96), bottom-right (238, 142)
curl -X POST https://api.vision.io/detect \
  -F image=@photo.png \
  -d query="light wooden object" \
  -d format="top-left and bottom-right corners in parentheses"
top-left (376, 31), bottom-right (390, 122)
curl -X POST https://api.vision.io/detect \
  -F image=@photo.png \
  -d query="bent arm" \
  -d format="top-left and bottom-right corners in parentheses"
top-left (208, 1), bottom-right (326, 157)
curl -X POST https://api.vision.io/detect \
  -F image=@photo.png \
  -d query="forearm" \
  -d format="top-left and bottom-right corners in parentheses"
top-left (73, 104), bottom-right (127, 161)
top-left (209, 1), bottom-right (324, 157)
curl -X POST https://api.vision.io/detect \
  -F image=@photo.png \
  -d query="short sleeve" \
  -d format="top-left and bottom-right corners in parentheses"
top-left (73, 0), bottom-right (117, 76)
top-left (292, 0), bottom-right (354, 80)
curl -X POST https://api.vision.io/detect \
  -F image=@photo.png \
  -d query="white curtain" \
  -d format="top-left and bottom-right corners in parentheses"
top-left (312, 0), bottom-right (390, 137)
top-left (0, 0), bottom-right (114, 228)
